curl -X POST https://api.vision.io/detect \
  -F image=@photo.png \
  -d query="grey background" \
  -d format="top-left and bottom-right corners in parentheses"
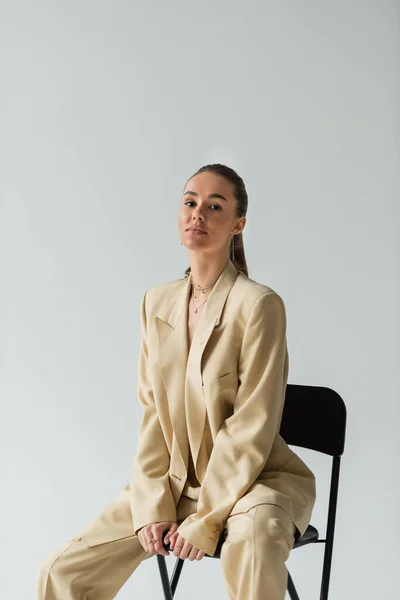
top-left (1, 1), bottom-right (399, 599)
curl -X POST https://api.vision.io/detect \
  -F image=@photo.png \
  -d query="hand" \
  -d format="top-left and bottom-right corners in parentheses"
top-left (137, 521), bottom-right (177, 556)
top-left (167, 530), bottom-right (206, 561)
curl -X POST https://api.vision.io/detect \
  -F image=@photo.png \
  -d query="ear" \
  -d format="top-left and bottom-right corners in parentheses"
top-left (233, 216), bottom-right (246, 235)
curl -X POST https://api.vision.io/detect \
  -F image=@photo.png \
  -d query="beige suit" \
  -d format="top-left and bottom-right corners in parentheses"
top-left (37, 260), bottom-right (316, 599)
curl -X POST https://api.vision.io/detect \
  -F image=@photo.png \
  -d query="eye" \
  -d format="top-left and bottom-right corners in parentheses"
top-left (184, 201), bottom-right (222, 211)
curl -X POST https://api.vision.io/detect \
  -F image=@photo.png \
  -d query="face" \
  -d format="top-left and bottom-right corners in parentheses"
top-left (178, 171), bottom-right (246, 254)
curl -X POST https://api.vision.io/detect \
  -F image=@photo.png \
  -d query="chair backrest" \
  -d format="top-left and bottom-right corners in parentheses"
top-left (280, 384), bottom-right (347, 456)
top-left (279, 384), bottom-right (347, 598)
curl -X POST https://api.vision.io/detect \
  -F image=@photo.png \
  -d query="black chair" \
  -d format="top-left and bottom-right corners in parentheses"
top-left (156, 383), bottom-right (347, 599)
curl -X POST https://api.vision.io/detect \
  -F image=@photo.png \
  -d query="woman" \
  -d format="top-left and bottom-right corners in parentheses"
top-left (37, 164), bottom-right (316, 600)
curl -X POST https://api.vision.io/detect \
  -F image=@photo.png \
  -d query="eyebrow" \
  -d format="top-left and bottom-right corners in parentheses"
top-left (183, 190), bottom-right (227, 202)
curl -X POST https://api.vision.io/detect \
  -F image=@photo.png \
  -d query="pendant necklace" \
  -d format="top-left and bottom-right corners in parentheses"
top-left (191, 275), bottom-right (217, 313)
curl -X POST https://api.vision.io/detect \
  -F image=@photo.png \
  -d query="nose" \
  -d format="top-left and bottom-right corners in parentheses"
top-left (192, 208), bottom-right (204, 220)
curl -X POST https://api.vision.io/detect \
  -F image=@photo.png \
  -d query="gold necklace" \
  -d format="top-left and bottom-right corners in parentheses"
top-left (191, 288), bottom-right (209, 313)
top-left (190, 274), bottom-right (218, 314)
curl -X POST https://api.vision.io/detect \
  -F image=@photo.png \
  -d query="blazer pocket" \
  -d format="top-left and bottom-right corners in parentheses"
top-left (202, 371), bottom-right (235, 389)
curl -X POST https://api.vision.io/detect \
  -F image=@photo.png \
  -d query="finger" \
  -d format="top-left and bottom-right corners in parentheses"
top-left (179, 541), bottom-right (192, 560)
top-left (150, 523), bottom-right (169, 556)
top-left (146, 534), bottom-right (158, 555)
top-left (171, 532), bottom-right (181, 550)
top-left (139, 532), bottom-right (150, 554)
top-left (172, 534), bottom-right (184, 557)
top-left (164, 523), bottom-right (178, 544)
top-left (187, 546), bottom-right (198, 561)
top-left (173, 537), bottom-right (190, 560)
top-left (154, 540), bottom-right (169, 555)
top-left (188, 545), bottom-right (203, 561)
top-left (138, 530), bottom-right (145, 550)
top-left (153, 534), bottom-right (169, 556)
top-left (168, 531), bottom-right (179, 549)
top-left (146, 540), bottom-right (155, 554)
top-left (163, 527), bottom-right (174, 545)
top-left (150, 527), bottom-right (168, 556)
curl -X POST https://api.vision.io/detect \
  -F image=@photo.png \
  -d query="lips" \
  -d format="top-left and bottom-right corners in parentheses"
top-left (187, 227), bottom-right (207, 233)
top-left (188, 229), bottom-right (207, 235)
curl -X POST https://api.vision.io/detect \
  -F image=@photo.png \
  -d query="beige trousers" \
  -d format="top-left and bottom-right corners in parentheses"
top-left (37, 495), bottom-right (296, 600)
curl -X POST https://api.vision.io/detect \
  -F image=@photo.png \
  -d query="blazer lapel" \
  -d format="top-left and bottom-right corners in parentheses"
top-left (155, 259), bottom-right (239, 482)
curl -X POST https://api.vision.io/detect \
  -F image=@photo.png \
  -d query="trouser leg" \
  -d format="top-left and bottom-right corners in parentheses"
top-left (220, 504), bottom-right (296, 600)
top-left (36, 491), bottom-right (198, 600)
top-left (36, 532), bottom-right (152, 600)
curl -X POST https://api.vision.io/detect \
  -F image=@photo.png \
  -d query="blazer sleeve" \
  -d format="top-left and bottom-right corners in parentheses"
top-left (176, 291), bottom-right (289, 556)
top-left (130, 291), bottom-right (177, 534)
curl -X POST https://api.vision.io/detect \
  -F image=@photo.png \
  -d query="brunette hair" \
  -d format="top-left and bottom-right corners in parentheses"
top-left (183, 163), bottom-right (248, 278)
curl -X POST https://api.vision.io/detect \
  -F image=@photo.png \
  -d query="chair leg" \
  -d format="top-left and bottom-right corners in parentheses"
top-left (287, 569), bottom-right (301, 600)
top-left (156, 555), bottom-right (174, 600)
top-left (320, 539), bottom-right (334, 600)
top-left (320, 456), bottom-right (341, 599)
top-left (156, 555), bottom-right (186, 599)
top-left (170, 556), bottom-right (185, 596)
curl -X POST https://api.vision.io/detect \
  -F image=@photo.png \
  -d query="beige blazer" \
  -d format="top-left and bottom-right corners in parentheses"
top-left (80, 260), bottom-right (316, 556)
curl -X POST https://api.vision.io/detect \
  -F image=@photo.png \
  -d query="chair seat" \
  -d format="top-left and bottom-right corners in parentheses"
top-left (207, 522), bottom-right (319, 558)
top-left (293, 524), bottom-right (319, 548)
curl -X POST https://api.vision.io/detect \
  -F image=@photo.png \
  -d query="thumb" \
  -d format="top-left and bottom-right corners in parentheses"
top-left (164, 523), bottom-right (178, 544)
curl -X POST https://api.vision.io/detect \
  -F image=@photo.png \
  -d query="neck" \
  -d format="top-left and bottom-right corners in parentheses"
top-left (189, 253), bottom-right (230, 288)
